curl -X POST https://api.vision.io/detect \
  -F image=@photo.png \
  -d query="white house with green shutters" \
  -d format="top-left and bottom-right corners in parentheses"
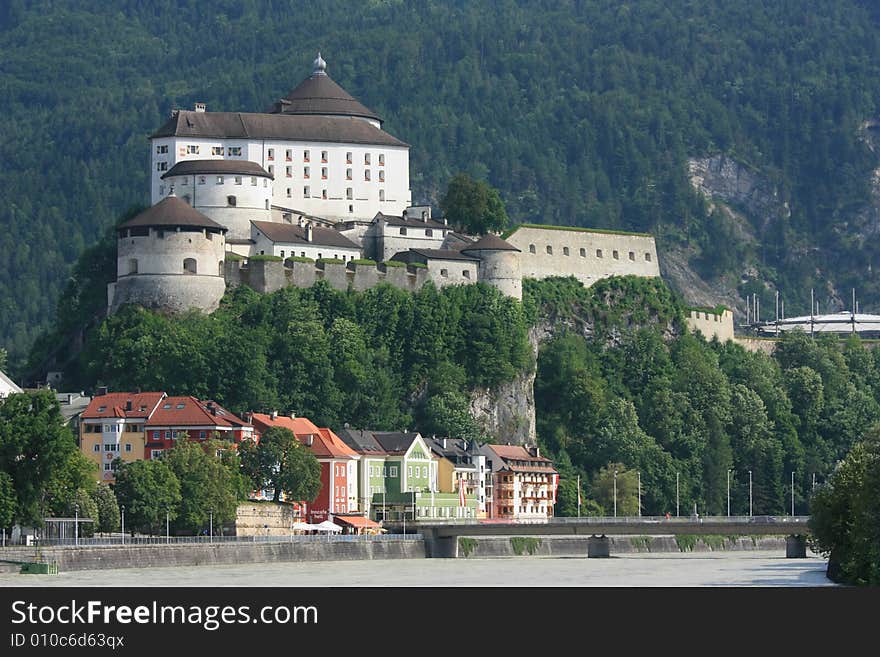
top-left (338, 429), bottom-right (478, 522)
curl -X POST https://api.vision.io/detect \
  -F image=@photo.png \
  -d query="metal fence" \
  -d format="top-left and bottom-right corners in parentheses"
top-left (13, 533), bottom-right (423, 548)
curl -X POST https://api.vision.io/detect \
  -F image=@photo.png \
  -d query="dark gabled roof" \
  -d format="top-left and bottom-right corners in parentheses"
top-left (151, 111), bottom-right (407, 148)
top-left (460, 233), bottom-right (520, 253)
top-left (251, 221), bottom-right (360, 249)
top-left (162, 159), bottom-right (273, 180)
top-left (371, 431), bottom-right (422, 455)
top-left (118, 196), bottom-right (226, 232)
top-left (407, 249), bottom-right (479, 262)
top-left (425, 436), bottom-right (474, 460)
top-left (375, 212), bottom-right (447, 230)
top-left (337, 428), bottom-right (387, 455)
top-left (270, 72), bottom-right (382, 124)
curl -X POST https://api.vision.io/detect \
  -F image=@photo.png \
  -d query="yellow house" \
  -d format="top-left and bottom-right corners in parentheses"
top-left (425, 436), bottom-right (489, 518)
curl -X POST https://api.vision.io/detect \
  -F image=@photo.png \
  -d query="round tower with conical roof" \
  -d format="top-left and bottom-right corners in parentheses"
top-left (108, 196), bottom-right (228, 315)
top-left (461, 234), bottom-right (522, 300)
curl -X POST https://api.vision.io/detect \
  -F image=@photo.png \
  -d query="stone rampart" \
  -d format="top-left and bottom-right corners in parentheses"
top-left (111, 274), bottom-right (226, 315)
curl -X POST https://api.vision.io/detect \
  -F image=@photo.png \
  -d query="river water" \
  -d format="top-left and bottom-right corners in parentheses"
top-left (0, 551), bottom-right (831, 587)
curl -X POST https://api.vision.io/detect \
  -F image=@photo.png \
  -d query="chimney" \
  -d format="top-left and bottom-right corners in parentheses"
top-left (97, 386), bottom-right (108, 397)
top-left (305, 223), bottom-right (313, 242)
top-left (443, 217), bottom-right (448, 226)
top-left (290, 412), bottom-right (296, 419)
top-left (271, 410), bottom-right (278, 420)
top-left (243, 412), bottom-right (253, 424)
top-left (442, 437), bottom-right (447, 449)
top-left (422, 211), bottom-right (428, 222)
top-left (194, 102), bottom-right (206, 112)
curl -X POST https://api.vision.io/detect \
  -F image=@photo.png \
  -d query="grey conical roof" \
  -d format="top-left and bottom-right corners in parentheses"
top-left (460, 233), bottom-right (520, 253)
top-left (118, 196), bottom-right (226, 231)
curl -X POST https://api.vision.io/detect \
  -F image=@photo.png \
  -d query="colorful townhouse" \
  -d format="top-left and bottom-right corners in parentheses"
top-left (80, 391), bottom-right (254, 482)
top-left (425, 436), bottom-right (489, 518)
top-left (250, 412), bottom-right (359, 522)
top-left (481, 444), bottom-right (558, 520)
top-left (338, 429), bottom-right (478, 522)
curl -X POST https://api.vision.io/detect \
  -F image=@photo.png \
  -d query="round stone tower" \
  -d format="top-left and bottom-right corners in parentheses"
top-left (160, 160), bottom-right (273, 246)
top-left (108, 195), bottom-right (228, 315)
top-left (460, 234), bottom-right (522, 300)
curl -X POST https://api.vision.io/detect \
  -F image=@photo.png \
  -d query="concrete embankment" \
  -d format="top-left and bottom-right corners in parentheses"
top-left (0, 539), bottom-right (424, 572)
top-left (453, 535), bottom-right (788, 558)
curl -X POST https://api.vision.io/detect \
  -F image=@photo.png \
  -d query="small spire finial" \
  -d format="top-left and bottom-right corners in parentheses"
top-left (313, 51), bottom-right (327, 76)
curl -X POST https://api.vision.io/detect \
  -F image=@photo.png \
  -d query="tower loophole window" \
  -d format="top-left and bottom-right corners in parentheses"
top-left (183, 258), bottom-right (197, 274)
top-left (128, 259), bottom-right (138, 275)
top-left (227, 195), bottom-right (237, 207)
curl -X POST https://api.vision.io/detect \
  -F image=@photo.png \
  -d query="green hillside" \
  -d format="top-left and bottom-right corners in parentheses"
top-left (3, 0), bottom-right (880, 370)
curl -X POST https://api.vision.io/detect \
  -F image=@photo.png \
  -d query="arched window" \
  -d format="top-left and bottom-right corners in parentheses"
top-left (628, 251), bottom-right (635, 261)
top-left (546, 245), bottom-right (553, 255)
top-left (529, 244), bottom-right (536, 254)
top-left (613, 250), bottom-right (619, 260)
top-left (645, 252), bottom-right (652, 262)
top-left (128, 259), bottom-right (138, 275)
top-left (596, 249), bottom-right (603, 258)
top-left (563, 247), bottom-right (570, 256)
top-left (580, 248), bottom-right (586, 257)
top-left (183, 258), bottom-right (197, 274)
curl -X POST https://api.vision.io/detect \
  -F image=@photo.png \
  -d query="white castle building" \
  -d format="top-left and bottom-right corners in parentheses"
top-left (107, 53), bottom-right (739, 340)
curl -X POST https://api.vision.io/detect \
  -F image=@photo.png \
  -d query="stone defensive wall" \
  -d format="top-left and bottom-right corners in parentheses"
top-left (109, 274), bottom-right (227, 315)
top-left (226, 258), bottom-right (432, 295)
top-left (503, 224), bottom-right (661, 288)
top-left (686, 307), bottom-right (735, 342)
top-left (0, 540), bottom-right (425, 572)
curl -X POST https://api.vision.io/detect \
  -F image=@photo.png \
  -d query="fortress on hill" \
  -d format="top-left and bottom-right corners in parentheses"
top-left (107, 54), bottom-right (730, 339)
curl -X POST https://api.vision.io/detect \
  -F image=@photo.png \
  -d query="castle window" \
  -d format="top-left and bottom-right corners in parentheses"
top-left (183, 258), bottom-right (197, 274)
top-left (251, 177), bottom-right (257, 186)
top-left (628, 251), bottom-right (635, 261)
top-left (267, 148), bottom-right (274, 161)
top-left (234, 176), bottom-right (242, 185)
top-left (227, 146), bottom-right (242, 156)
top-left (426, 229), bottom-right (433, 237)
top-left (301, 252), bottom-right (305, 257)
top-left (349, 205), bottom-right (354, 213)
top-left (265, 200), bottom-right (269, 209)
top-left (400, 227), bottom-right (407, 235)
top-left (613, 250), bottom-right (619, 260)
top-left (440, 268), bottom-right (448, 277)
top-left (198, 176), bottom-right (206, 185)
top-left (303, 186), bottom-right (310, 197)
top-left (346, 188), bottom-right (353, 200)
top-left (286, 166), bottom-right (292, 178)
top-left (156, 162), bottom-right (168, 172)
top-left (364, 153), bottom-right (371, 165)
top-left (280, 251), bottom-right (285, 258)
top-left (529, 244), bottom-right (536, 253)
top-left (219, 260), bottom-right (224, 276)
top-left (212, 146), bottom-right (224, 156)
top-left (645, 252), bottom-right (652, 262)
top-left (321, 151), bottom-right (328, 162)
top-left (186, 145), bottom-right (199, 154)
top-left (128, 259), bottom-right (138, 275)
top-left (216, 176), bottom-right (224, 185)
top-left (365, 170), bottom-right (371, 181)
top-left (346, 168), bottom-right (352, 180)
top-left (379, 189), bottom-right (385, 201)
top-left (378, 153), bottom-right (385, 166)
top-left (580, 248), bottom-right (586, 257)
top-left (156, 145), bottom-right (168, 154)
top-left (378, 170), bottom-right (385, 182)
top-left (304, 167), bottom-right (310, 179)
top-left (462, 270), bottom-right (471, 279)
top-left (157, 230), bottom-right (165, 239)
top-left (563, 246), bottom-right (570, 256)
top-left (596, 249), bottom-right (602, 258)
top-left (322, 189), bottom-right (327, 199)
top-left (227, 195), bottom-right (237, 206)
top-left (546, 245), bottom-right (553, 255)
top-left (303, 150), bottom-right (310, 162)
top-left (286, 188), bottom-right (292, 198)
top-left (285, 149), bottom-right (292, 161)
top-left (346, 152), bottom-right (352, 164)
top-left (321, 167), bottom-right (328, 179)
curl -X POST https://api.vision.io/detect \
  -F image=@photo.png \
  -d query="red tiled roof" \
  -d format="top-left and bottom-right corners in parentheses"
top-left (251, 414), bottom-right (358, 459)
top-left (82, 392), bottom-right (166, 420)
top-left (146, 396), bottom-right (247, 428)
top-left (487, 444), bottom-right (552, 462)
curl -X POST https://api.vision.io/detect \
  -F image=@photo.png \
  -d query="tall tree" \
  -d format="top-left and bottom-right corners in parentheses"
top-left (112, 459), bottom-right (182, 535)
top-left (440, 173), bottom-right (509, 235)
top-left (239, 427), bottom-right (321, 504)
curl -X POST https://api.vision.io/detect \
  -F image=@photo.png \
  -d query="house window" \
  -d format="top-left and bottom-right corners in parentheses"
top-left (186, 145), bottom-right (199, 154)
top-left (304, 167), bottom-right (310, 179)
top-left (211, 146), bottom-right (224, 156)
top-left (128, 259), bottom-right (138, 275)
top-left (546, 245), bottom-right (553, 254)
top-left (379, 189), bottom-right (385, 201)
top-left (321, 167), bottom-right (327, 179)
top-left (104, 463), bottom-right (112, 471)
top-left (199, 431), bottom-right (206, 439)
top-left (629, 251), bottom-right (635, 261)
top-left (400, 227), bottom-right (407, 235)
top-left (227, 146), bottom-right (242, 156)
top-left (321, 151), bottom-right (328, 162)
top-left (596, 249), bottom-right (603, 258)
top-left (346, 188), bottom-right (353, 200)
top-left (125, 444), bottom-right (132, 452)
top-left (378, 153), bottom-right (385, 166)
top-left (156, 145), bottom-right (168, 154)
top-left (426, 229), bottom-right (433, 237)
top-left (322, 189), bottom-right (327, 199)
top-left (346, 168), bottom-right (352, 180)
top-left (563, 246), bottom-right (570, 256)
top-left (285, 149), bottom-right (292, 161)
top-left (156, 162), bottom-right (168, 172)
top-left (390, 466), bottom-right (397, 477)
top-left (378, 170), bottom-right (385, 182)
top-left (613, 250), bottom-right (619, 259)
top-left (268, 148), bottom-right (275, 160)
top-left (645, 252), bottom-right (652, 262)
top-left (346, 152), bottom-right (352, 164)
top-left (151, 450), bottom-right (163, 459)
top-left (216, 176), bottom-right (224, 184)
top-left (303, 186), bottom-right (310, 197)
top-left (349, 204), bottom-right (354, 213)
top-left (364, 153), bottom-right (371, 165)
top-left (408, 466), bottom-right (412, 477)
top-left (286, 188), bottom-right (292, 198)
top-left (93, 444), bottom-right (100, 452)
top-left (529, 244), bottom-right (536, 253)
top-left (286, 166), bottom-right (292, 178)
top-left (198, 176), bottom-right (206, 185)
top-left (303, 150), bottom-right (310, 162)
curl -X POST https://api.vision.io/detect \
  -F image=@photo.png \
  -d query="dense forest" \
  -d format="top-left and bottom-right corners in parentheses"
top-left (3, 0), bottom-right (880, 369)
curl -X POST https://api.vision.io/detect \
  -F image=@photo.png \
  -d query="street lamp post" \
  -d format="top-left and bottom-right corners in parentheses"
top-left (613, 470), bottom-right (618, 518)
top-left (791, 471), bottom-right (795, 516)
top-left (209, 510), bottom-right (214, 543)
top-left (121, 505), bottom-right (125, 545)
top-left (74, 503), bottom-right (79, 547)
top-left (637, 471), bottom-right (641, 517)
top-left (166, 509), bottom-right (170, 544)
top-left (676, 472), bottom-right (680, 517)
top-left (748, 470), bottom-right (753, 517)
top-left (726, 469), bottom-right (731, 517)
